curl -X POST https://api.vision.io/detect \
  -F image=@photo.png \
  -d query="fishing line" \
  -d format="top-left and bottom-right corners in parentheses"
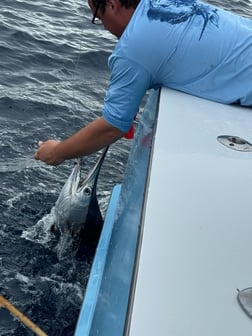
top-left (60, 3), bottom-right (90, 132)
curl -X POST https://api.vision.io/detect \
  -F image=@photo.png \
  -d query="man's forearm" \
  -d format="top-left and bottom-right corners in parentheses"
top-left (57, 117), bottom-right (124, 158)
top-left (34, 117), bottom-right (125, 165)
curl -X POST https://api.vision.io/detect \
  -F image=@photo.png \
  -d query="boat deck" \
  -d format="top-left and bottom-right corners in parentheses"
top-left (75, 88), bottom-right (252, 335)
top-left (128, 88), bottom-right (252, 335)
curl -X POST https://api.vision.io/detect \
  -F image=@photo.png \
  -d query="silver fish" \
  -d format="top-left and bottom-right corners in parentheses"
top-left (52, 146), bottom-right (109, 244)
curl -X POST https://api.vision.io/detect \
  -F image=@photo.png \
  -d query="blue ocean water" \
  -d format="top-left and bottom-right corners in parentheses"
top-left (0, 0), bottom-right (251, 335)
top-left (0, 1), bottom-right (129, 335)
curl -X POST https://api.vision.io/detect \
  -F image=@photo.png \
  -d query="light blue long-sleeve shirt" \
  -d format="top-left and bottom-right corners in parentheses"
top-left (102, 0), bottom-right (252, 132)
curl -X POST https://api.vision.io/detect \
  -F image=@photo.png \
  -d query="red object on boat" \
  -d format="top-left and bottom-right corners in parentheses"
top-left (124, 123), bottom-right (134, 139)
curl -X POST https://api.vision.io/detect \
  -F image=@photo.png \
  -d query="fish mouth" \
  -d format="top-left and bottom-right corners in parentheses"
top-left (57, 146), bottom-right (109, 200)
top-left (78, 146), bottom-right (109, 193)
top-left (53, 146), bottom-right (109, 231)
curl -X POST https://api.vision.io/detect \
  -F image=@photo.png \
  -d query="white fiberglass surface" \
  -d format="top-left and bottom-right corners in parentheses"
top-left (128, 88), bottom-right (252, 335)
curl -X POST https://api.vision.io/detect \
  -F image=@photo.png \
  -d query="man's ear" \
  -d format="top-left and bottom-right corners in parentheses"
top-left (106, 0), bottom-right (121, 12)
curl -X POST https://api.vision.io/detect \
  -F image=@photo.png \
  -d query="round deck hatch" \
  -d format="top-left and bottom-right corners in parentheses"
top-left (217, 135), bottom-right (252, 152)
top-left (237, 288), bottom-right (252, 319)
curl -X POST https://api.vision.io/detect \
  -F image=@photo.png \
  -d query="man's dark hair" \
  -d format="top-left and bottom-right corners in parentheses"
top-left (93, 0), bottom-right (141, 13)
top-left (119, 0), bottom-right (141, 8)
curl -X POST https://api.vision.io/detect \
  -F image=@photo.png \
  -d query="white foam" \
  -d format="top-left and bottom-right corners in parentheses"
top-left (15, 272), bottom-right (29, 284)
top-left (21, 207), bottom-right (56, 245)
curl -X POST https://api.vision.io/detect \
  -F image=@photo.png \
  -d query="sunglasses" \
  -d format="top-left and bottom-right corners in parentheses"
top-left (91, 1), bottom-right (102, 24)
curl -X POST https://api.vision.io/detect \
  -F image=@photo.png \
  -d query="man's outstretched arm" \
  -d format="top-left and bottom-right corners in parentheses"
top-left (34, 117), bottom-right (125, 165)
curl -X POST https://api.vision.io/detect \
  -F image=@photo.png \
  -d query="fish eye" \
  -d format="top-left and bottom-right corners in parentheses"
top-left (83, 187), bottom-right (92, 195)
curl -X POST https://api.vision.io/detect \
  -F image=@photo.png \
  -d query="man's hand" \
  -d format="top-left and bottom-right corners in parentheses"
top-left (34, 140), bottom-right (64, 166)
top-left (34, 117), bottom-right (125, 166)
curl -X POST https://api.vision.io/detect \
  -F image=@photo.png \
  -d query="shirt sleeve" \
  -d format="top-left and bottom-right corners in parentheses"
top-left (102, 54), bottom-right (151, 133)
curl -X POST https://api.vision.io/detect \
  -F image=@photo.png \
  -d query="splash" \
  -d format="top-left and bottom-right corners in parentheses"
top-left (21, 209), bottom-right (57, 246)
